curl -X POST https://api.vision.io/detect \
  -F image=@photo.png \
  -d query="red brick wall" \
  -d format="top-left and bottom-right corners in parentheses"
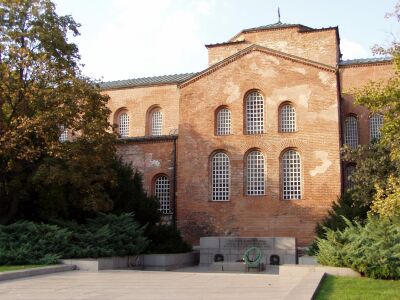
top-left (103, 84), bottom-right (180, 137)
top-left (208, 27), bottom-right (339, 67)
top-left (116, 140), bottom-right (175, 196)
top-left (340, 63), bottom-right (394, 145)
top-left (177, 50), bottom-right (341, 246)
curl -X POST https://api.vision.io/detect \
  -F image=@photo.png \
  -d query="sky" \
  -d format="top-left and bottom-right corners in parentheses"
top-left (53, 0), bottom-right (399, 81)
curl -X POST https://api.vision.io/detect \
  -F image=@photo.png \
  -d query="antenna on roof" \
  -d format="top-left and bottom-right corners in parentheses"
top-left (277, 7), bottom-right (281, 24)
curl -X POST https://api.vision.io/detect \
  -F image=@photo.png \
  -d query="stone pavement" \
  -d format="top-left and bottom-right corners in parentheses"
top-left (0, 269), bottom-right (322, 300)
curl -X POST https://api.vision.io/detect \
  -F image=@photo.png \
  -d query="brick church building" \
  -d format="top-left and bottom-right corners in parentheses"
top-left (100, 22), bottom-right (393, 247)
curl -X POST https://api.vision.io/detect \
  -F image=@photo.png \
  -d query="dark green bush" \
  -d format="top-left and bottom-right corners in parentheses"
top-left (0, 213), bottom-right (149, 265)
top-left (316, 216), bottom-right (400, 279)
top-left (308, 192), bottom-right (369, 255)
top-left (0, 221), bottom-right (71, 265)
top-left (66, 213), bottom-right (149, 258)
top-left (145, 225), bottom-right (192, 254)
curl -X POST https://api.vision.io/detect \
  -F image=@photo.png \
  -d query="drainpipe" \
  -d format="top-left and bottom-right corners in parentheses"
top-left (172, 137), bottom-right (177, 228)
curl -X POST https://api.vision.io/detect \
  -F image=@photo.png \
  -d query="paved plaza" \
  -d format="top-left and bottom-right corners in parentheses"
top-left (0, 269), bottom-right (313, 300)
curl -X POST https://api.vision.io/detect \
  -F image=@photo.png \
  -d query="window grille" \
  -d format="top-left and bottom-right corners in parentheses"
top-left (344, 165), bottom-right (355, 190)
top-left (344, 116), bottom-right (358, 148)
top-left (151, 110), bottom-right (163, 136)
top-left (280, 104), bottom-right (296, 132)
top-left (282, 150), bottom-right (301, 200)
top-left (246, 92), bottom-right (264, 134)
top-left (155, 176), bottom-right (170, 214)
top-left (369, 113), bottom-right (383, 141)
top-left (246, 151), bottom-right (265, 195)
top-left (216, 108), bottom-right (231, 135)
top-left (59, 126), bottom-right (68, 142)
top-left (118, 113), bottom-right (129, 137)
top-left (211, 152), bottom-right (230, 201)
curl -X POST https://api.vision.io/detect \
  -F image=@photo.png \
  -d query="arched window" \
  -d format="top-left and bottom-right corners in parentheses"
top-left (246, 150), bottom-right (265, 195)
top-left (216, 108), bottom-right (231, 135)
top-left (211, 152), bottom-right (230, 201)
top-left (59, 125), bottom-right (68, 142)
top-left (369, 113), bottom-right (383, 141)
top-left (246, 91), bottom-right (264, 134)
top-left (118, 112), bottom-right (130, 137)
top-left (344, 165), bottom-right (355, 190)
top-left (344, 116), bottom-right (358, 149)
top-left (151, 109), bottom-right (163, 136)
top-left (280, 104), bottom-right (296, 132)
top-left (155, 175), bottom-right (170, 214)
top-left (282, 150), bottom-right (301, 200)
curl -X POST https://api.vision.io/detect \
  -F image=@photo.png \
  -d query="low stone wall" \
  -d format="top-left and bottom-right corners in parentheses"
top-left (62, 251), bottom-right (199, 272)
top-left (200, 237), bottom-right (296, 265)
top-left (0, 265), bottom-right (76, 282)
top-left (143, 251), bottom-right (199, 271)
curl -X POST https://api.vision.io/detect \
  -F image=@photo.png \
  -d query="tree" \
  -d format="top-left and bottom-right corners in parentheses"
top-left (0, 0), bottom-right (117, 223)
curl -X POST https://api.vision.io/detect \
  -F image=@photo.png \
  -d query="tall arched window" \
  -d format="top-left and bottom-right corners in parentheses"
top-left (211, 152), bottom-right (230, 201)
top-left (246, 150), bottom-right (265, 195)
top-left (216, 108), bottom-right (232, 135)
top-left (344, 116), bottom-right (358, 149)
top-left (151, 109), bottom-right (163, 136)
top-left (344, 165), bottom-right (355, 190)
top-left (59, 125), bottom-right (68, 142)
top-left (280, 104), bottom-right (296, 132)
top-left (155, 175), bottom-right (170, 214)
top-left (282, 150), bottom-right (301, 200)
top-left (118, 112), bottom-right (130, 137)
top-left (246, 91), bottom-right (264, 134)
top-left (369, 113), bottom-right (383, 141)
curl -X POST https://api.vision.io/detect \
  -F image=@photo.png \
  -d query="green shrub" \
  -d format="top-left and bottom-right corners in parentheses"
top-left (0, 221), bottom-right (71, 265)
top-left (66, 213), bottom-right (149, 258)
top-left (145, 225), bottom-right (192, 254)
top-left (308, 192), bottom-right (369, 255)
top-left (316, 216), bottom-right (400, 279)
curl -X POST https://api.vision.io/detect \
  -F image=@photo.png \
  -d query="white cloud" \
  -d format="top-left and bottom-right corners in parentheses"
top-left (76, 0), bottom-right (216, 81)
top-left (340, 38), bottom-right (370, 60)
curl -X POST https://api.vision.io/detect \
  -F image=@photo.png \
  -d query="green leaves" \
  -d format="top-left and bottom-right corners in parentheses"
top-left (316, 216), bottom-right (400, 279)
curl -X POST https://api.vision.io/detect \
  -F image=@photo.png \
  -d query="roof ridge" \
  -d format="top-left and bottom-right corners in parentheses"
top-left (100, 72), bottom-right (198, 90)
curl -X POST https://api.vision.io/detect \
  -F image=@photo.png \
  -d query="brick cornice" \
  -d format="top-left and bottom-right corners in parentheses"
top-left (339, 61), bottom-right (392, 69)
top-left (179, 45), bottom-right (337, 89)
top-left (117, 134), bottom-right (178, 144)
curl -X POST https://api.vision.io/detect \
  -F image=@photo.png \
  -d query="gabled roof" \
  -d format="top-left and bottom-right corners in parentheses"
top-left (339, 57), bottom-right (392, 67)
top-left (179, 44), bottom-right (336, 89)
top-left (229, 22), bottom-right (338, 42)
top-left (100, 73), bottom-right (197, 90)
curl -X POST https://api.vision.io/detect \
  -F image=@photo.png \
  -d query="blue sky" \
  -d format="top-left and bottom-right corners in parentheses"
top-left (53, 0), bottom-right (399, 81)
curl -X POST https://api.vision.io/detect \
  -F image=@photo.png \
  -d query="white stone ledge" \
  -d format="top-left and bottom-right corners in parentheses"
top-left (0, 264), bottom-right (76, 282)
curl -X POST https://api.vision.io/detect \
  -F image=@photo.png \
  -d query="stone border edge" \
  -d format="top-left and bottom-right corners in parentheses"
top-left (0, 264), bottom-right (76, 282)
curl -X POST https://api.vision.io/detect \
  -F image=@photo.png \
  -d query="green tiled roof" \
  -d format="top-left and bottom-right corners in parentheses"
top-left (100, 73), bottom-right (197, 90)
top-left (243, 22), bottom-right (311, 32)
top-left (340, 57), bottom-right (392, 66)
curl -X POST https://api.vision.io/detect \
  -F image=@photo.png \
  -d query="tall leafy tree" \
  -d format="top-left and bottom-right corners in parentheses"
top-left (0, 0), bottom-right (117, 223)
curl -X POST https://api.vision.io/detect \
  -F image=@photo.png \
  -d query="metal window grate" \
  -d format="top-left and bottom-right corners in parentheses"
top-left (280, 104), bottom-right (296, 132)
top-left (119, 113), bottom-right (129, 137)
top-left (344, 116), bottom-right (358, 148)
top-left (216, 108), bottom-right (231, 135)
top-left (59, 125), bottom-right (68, 142)
top-left (282, 150), bottom-right (301, 200)
top-left (212, 152), bottom-right (230, 201)
top-left (246, 92), bottom-right (264, 134)
top-left (344, 165), bottom-right (355, 190)
top-left (246, 151), bottom-right (265, 195)
top-left (369, 113), bottom-right (383, 141)
top-left (155, 176), bottom-right (170, 214)
top-left (151, 110), bottom-right (163, 136)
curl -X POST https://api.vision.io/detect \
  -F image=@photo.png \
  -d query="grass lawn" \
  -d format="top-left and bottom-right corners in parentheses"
top-left (315, 275), bottom-right (400, 300)
top-left (0, 265), bottom-right (47, 272)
